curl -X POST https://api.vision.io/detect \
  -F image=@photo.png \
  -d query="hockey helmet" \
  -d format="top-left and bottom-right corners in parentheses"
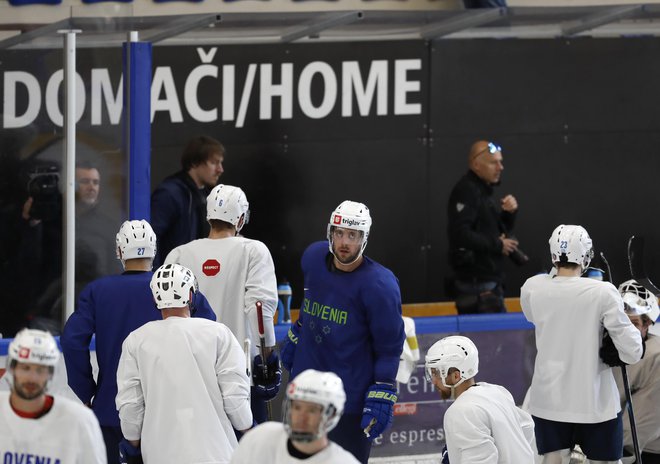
top-left (326, 200), bottom-right (372, 258)
top-left (619, 279), bottom-right (659, 323)
top-left (206, 184), bottom-right (249, 232)
top-left (116, 220), bottom-right (157, 263)
top-left (283, 369), bottom-right (346, 442)
top-left (8, 329), bottom-right (60, 367)
top-left (549, 224), bottom-right (593, 269)
top-left (150, 263), bottom-right (198, 310)
top-left (425, 336), bottom-right (479, 389)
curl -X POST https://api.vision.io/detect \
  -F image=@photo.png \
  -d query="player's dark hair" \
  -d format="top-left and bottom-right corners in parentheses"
top-left (556, 262), bottom-right (580, 270)
top-left (209, 218), bottom-right (235, 232)
top-left (181, 136), bottom-right (225, 172)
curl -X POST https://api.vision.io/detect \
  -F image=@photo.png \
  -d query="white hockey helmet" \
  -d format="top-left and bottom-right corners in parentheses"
top-left (116, 220), bottom-right (157, 263)
top-left (327, 200), bottom-right (372, 258)
top-left (283, 369), bottom-right (346, 442)
top-left (619, 279), bottom-right (659, 323)
top-left (206, 184), bottom-right (250, 232)
top-left (150, 263), bottom-right (198, 310)
top-left (6, 329), bottom-right (59, 390)
top-left (425, 336), bottom-right (479, 390)
top-left (548, 224), bottom-right (594, 269)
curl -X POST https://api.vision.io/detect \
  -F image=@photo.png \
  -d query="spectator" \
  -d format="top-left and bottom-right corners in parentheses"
top-left (151, 135), bottom-right (225, 266)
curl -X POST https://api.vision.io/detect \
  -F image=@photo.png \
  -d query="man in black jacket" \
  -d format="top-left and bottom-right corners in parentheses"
top-left (151, 135), bottom-right (225, 267)
top-left (447, 140), bottom-right (519, 314)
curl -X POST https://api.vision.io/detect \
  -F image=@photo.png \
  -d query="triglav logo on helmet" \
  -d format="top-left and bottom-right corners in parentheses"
top-left (333, 215), bottom-right (342, 225)
top-left (18, 347), bottom-right (30, 359)
top-left (340, 217), bottom-right (364, 228)
top-left (287, 383), bottom-right (297, 395)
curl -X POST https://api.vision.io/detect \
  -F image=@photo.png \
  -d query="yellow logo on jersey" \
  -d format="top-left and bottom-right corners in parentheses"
top-left (301, 298), bottom-right (348, 325)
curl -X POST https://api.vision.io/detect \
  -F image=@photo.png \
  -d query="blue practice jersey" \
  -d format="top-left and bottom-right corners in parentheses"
top-left (61, 271), bottom-right (216, 426)
top-left (291, 241), bottom-right (405, 413)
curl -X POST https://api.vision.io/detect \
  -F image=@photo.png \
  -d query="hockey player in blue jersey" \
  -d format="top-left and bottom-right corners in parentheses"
top-left (281, 200), bottom-right (405, 464)
top-left (60, 220), bottom-right (216, 464)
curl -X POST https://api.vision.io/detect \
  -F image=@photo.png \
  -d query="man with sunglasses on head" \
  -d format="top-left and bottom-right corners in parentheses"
top-left (280, 200), bottom-right (405, 464)
top-left (447, 140), bottom-right (520, 314)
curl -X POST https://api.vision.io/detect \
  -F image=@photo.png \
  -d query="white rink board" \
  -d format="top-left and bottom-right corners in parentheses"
top-left (369, 454), bottom-right (443, 464)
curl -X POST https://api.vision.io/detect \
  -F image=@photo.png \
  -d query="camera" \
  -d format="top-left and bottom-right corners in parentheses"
top-left (27, 165), bottom-right (61, 221)
top-left (507, 235), bottom-right (529, 266)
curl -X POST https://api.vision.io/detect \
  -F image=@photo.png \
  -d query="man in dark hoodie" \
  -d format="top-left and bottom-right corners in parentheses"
top-left (151, 135), bottom-right (225, 266)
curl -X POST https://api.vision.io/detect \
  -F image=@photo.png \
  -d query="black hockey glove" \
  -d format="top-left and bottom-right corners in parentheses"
top-left (281, 320), bottom-right (302, 372)
top-left (119, 439), bottom-right (143, 464)
top-left (599, 330), bottom-right (626, 367)
top-left (253, 351), bottom-right (282, 400)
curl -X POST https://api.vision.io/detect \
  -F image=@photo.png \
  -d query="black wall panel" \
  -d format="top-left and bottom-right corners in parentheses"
top-left (429, 38), bottom-right (660, 300)
top-left (2, 37), bottom-right (660, 331)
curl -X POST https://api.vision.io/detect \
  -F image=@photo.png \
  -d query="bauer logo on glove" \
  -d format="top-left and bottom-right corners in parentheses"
top-left (361, 383), bottom-right (398, 440)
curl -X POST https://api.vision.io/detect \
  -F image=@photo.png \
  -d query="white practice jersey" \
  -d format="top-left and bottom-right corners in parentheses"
top-left (521, 274), bottom-right (643, 423)
top-left (444, 382), bottom-right (535, 464)
top-left (166, 237), bottom-right (277, 356)
top-left (0, 392), bottom-right (106, 464)
top-left (615, 332), bottom-right (660, 454)
top-left (229, 422), bottom-right (360, 464)
top-left (116, 317), bottom-right (252, 464)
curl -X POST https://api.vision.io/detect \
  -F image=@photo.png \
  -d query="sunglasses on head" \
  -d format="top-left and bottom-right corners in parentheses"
top-left (485, 142), bottom-right (501, 154)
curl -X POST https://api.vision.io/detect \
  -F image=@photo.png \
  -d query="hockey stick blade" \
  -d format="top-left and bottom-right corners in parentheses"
top-left (628, 235), bottom-right (660, 296)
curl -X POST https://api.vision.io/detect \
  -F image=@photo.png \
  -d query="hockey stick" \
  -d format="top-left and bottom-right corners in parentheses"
top-left (256, 301), bottom-right (273, 421)
top-left (244, 338), bottom-right (251, 379)
top-left (621, 363), bottom-right (643, 464)
top-left (599, 252), bottom-right (613, 285)
top-left (628, 235), bottom-right (660, 296)
top-left (598, 245), bottom-right (643, 464)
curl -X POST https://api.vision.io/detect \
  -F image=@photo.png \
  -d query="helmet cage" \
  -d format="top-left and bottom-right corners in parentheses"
top-left (150, 264), bottom-right (199, 310)
top-left (619, 279), bottom-right (660, 323)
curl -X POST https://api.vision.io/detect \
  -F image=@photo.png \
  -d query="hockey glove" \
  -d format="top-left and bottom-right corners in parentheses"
top-left (281, 320), bottom-right (302, 372)
top-left (600, 330), bottom-right (626, 367)
top-left (361, 383), bottom-right (397, 440)
top-left (119, 439), bottom-right (143, 464)
top-left (253, 351), bottom-right (282, 400)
